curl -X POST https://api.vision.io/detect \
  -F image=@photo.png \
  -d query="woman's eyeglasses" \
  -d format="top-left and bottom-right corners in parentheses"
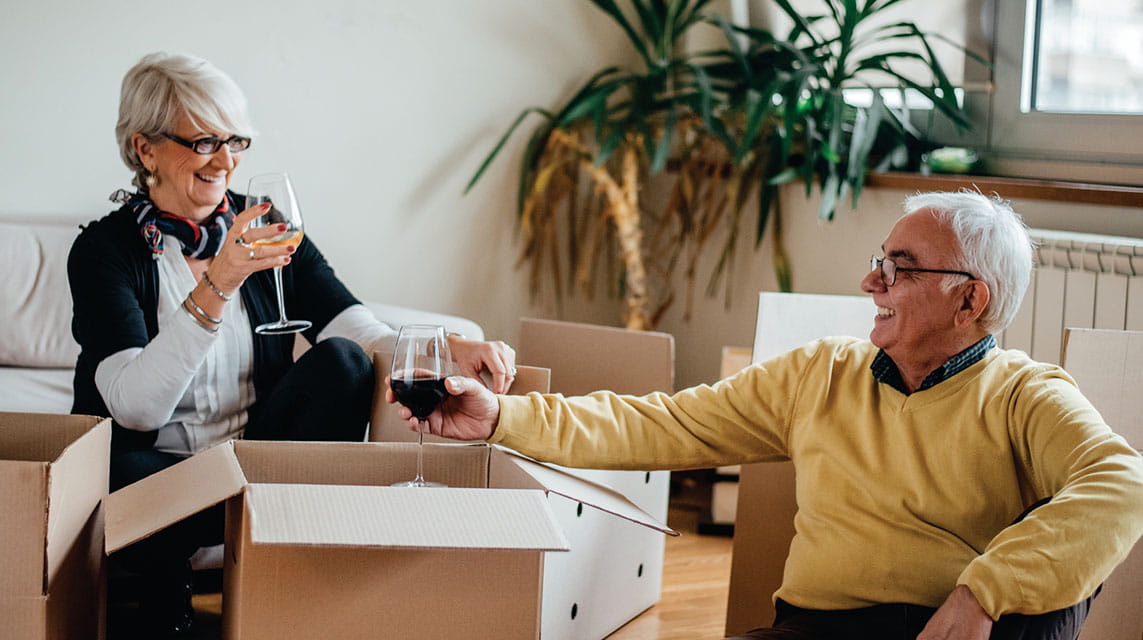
top-left (162, 133), bottom-right (252, 155)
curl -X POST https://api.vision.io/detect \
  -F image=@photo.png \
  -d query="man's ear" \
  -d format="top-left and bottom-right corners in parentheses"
top-left (956, 280), bottom-right (990, 328)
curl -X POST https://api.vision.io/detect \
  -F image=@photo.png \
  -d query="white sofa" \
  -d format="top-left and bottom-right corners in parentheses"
top-left (0, 218), bottom-right (483, 415)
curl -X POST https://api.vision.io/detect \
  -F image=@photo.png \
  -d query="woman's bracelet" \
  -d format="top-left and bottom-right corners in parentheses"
top-left (182, 298), bottom-right (220, 334)
top-left (184, 294), bottom-right (223, 325)
top-left (200, 270), bottom-right (233, 301)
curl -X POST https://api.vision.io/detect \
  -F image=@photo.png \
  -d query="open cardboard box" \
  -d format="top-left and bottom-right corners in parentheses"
top-left (0, 412), bottom-right (110, 640)
top-left (104, 439), bottom-right (675, 639)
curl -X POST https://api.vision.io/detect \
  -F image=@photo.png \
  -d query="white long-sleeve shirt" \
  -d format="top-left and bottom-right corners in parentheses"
top-left (95, 244), bottom-right (396, 455)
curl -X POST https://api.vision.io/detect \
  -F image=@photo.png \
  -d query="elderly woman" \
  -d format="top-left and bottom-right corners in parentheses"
top-left (69, 52), bottom-right (516, 637)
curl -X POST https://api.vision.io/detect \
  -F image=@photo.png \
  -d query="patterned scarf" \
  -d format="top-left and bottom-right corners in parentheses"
top-left (115, 188), bottom-right (237, 260)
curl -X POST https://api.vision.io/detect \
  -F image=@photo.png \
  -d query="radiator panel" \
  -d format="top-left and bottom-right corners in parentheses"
top-left (1000, 229), bottom-right (1143, 364)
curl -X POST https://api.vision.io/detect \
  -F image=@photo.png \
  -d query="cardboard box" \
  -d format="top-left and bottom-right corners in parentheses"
top-left (104, 440), bottom-right (673, 639)
top-left (1063, 328), bottom-right (1143, 640)
top-left (517, 317), bottom-right (675, 640)
top-left (725, 292), bottom-right (873, 635)
top-left (0, 412), bottom-right (110, 640)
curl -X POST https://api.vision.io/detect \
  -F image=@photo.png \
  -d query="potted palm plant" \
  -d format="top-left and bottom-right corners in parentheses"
top-left (469, 0), bottom-right (980, 326)
top-left (716, 0), bottom-right (981, 221)
top-left (466, 0), bottom-right (752, 330)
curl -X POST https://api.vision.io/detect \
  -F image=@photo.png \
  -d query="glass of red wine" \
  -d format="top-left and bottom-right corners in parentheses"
top-left (390, 324), bottom-right (453, 488)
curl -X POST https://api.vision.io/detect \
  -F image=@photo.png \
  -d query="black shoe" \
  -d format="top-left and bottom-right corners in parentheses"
top-left (138, 562), bottom-right (196, 638)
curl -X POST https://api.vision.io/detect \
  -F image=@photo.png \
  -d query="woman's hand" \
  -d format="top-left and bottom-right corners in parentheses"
top-left (206, 202), bottom-right (294, 293)
top-left (448, 336), bottom-right (517, 393)
top-left (386, 375), bottom-right (500, 441)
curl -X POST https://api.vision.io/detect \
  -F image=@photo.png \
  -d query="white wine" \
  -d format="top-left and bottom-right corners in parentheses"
top-left (253, 230), bottom-right (304, 247)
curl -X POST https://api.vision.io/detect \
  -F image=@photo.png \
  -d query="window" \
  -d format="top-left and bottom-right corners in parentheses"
top-left (1029, 0), bottom-right (1143, 114)
top-left (987, 0), bottom-right (1143, 182)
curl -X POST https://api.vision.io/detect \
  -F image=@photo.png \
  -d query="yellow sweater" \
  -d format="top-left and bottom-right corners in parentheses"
top-left (492, 337), bottom-right (1143, 618)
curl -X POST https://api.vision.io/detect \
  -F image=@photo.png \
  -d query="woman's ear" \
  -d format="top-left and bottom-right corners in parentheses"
top-left (956, 280), bottom-right (991, 328)
top-left (131, 132), bottom-right (154, 170)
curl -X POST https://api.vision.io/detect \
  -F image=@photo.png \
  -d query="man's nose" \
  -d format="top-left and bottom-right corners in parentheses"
top-left (861, 266), bottom-right (885, 294)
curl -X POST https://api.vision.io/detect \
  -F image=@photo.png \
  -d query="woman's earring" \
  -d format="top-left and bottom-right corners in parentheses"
top-left (145, 169), bottom-right (158, 188)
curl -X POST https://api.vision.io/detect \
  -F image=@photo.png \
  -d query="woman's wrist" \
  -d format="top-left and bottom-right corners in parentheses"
top-left (200, 269), bottom-right (235, 301)
top-left (182, 294), bottom-right (221, 333)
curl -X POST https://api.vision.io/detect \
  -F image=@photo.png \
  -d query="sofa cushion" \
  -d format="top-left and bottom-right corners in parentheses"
top-left (0, 222), bottom-right (82, 367)
top-left (0, 367), bottom-right (74, 413)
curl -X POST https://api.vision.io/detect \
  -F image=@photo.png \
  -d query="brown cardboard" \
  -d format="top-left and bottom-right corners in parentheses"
top-left (517, 317), bottom-right (675, 640)
top-left (1062, 328), bottom-right (1143, 640)
top-left (1063, 328), bottom-right (1143, 447)
top-left (369, 350), bottom-right (551, 444)
top-left (725, 292), bottom-right (875, 636)
top-left (105, 439), bottom-right (671, 639)
top-left (518, 317), bottom-right (674, 396)
top-left (0, 412), bottom-right (110, 640)
top-left (725, 462), bottom-right (797, 635)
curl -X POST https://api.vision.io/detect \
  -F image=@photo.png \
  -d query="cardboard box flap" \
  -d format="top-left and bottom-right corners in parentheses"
top-left (0, 412), bottom-right (103, 462)
top-left (245, 484), bottom-right (570, 551)
top-left (501, 449), bottom-right (677, 536)
top-left (0, 462), bottom-right (49, 596)
top-left (1062, 328), bottom-right (1143, 448)
top-left (105, 441), bottom-right (246, 554)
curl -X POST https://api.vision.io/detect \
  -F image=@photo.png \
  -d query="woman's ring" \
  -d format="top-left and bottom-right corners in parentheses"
top-left (248, 249), bottom-right (256, 260)
top-left (235, 236), bottom-right (254, 249)
top-left (510, 366), bottom-right (518, 376)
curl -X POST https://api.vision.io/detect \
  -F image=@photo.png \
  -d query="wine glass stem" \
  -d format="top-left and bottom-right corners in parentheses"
top-left (271, 266), bottom-right (288, 324)
top-left (414, 422), bottom-right (426, 484)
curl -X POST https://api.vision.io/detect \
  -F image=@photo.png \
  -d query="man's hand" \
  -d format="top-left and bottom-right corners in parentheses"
top-left (916, 585), bottom-right (993, 640)
top-left (386, 375), bottom-right (500, 441)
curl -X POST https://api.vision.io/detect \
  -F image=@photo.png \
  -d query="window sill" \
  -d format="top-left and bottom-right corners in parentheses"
top-left (865, 172), bottom-right (1143, 208)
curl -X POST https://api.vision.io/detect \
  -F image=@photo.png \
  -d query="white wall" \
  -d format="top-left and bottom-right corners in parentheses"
top-left (0, 0), bottom-right (632, 343)
top-left (4, 1), bottom-right (1141, 391)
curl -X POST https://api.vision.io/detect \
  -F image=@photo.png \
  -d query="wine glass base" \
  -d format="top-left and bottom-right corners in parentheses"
top-left (391, 479), bottom-right (448, 488)
top-left (255, 319), bottom-right (313, 335)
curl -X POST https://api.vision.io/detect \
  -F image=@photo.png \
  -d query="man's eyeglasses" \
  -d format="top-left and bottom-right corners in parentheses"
top-left (870, 255), bottom-right (976, 286)
top-left (162, 133), bottom-right (252, 155)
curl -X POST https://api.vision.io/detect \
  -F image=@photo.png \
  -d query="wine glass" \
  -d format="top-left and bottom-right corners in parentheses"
top-left (247, 172), bottom-right (312, 335)
top-left (390, 324), bottom-right (454, 488)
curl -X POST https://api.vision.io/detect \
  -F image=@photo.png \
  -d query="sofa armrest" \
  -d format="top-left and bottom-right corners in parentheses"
top-left (362, 302), bottom-right (484, 341)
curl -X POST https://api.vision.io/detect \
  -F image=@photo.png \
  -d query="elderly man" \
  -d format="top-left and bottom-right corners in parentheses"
top-left (397, 191), bottom-right (1143, 640)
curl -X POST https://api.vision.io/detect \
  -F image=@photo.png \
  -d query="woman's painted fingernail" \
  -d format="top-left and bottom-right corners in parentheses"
top-left (283, 256), bottom-right (292, 265)
top-left (261, 202), bottom-right (272, 209)
top-left (286, 245), bottom-right (296, 253)
top-left (277, 223), bottom-right (287, 232)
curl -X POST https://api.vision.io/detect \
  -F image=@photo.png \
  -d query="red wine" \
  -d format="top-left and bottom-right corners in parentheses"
top-left (391, 377), bottom-right (448, 419)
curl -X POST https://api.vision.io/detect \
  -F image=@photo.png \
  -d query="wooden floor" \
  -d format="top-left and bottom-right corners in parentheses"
top-left (118, 475), bottom-right (735, 640)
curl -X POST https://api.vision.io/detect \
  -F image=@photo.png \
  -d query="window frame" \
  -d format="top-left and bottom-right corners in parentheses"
top-left (984, 0), bottom-right (1143, 182)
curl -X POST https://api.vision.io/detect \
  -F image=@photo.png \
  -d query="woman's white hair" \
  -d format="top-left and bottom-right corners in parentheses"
top-left (903, 189), bottom-right (1035, 334)
top-left (116, 52), bottom-right (255, 187)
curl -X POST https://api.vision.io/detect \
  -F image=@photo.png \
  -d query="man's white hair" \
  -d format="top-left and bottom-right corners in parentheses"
top-left (903, 190), bottom-right (1035, 334)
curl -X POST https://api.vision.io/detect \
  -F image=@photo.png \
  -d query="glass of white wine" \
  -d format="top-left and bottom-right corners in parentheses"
top-left (247, 172), bottom-right (312, 335)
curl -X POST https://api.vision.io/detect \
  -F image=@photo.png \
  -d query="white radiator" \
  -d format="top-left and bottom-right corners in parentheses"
top-left (1001, 229), bottom-right (1143, 364)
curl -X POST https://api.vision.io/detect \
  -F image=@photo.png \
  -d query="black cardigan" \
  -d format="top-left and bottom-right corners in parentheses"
top-left (68, 191), bottom-right (360, 450)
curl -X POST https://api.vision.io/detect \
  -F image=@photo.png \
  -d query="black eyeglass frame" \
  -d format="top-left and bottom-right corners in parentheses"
top-left (870, 255), bottom-right (976, 286)
top-left (162, 132), bottom-right (252, 155)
